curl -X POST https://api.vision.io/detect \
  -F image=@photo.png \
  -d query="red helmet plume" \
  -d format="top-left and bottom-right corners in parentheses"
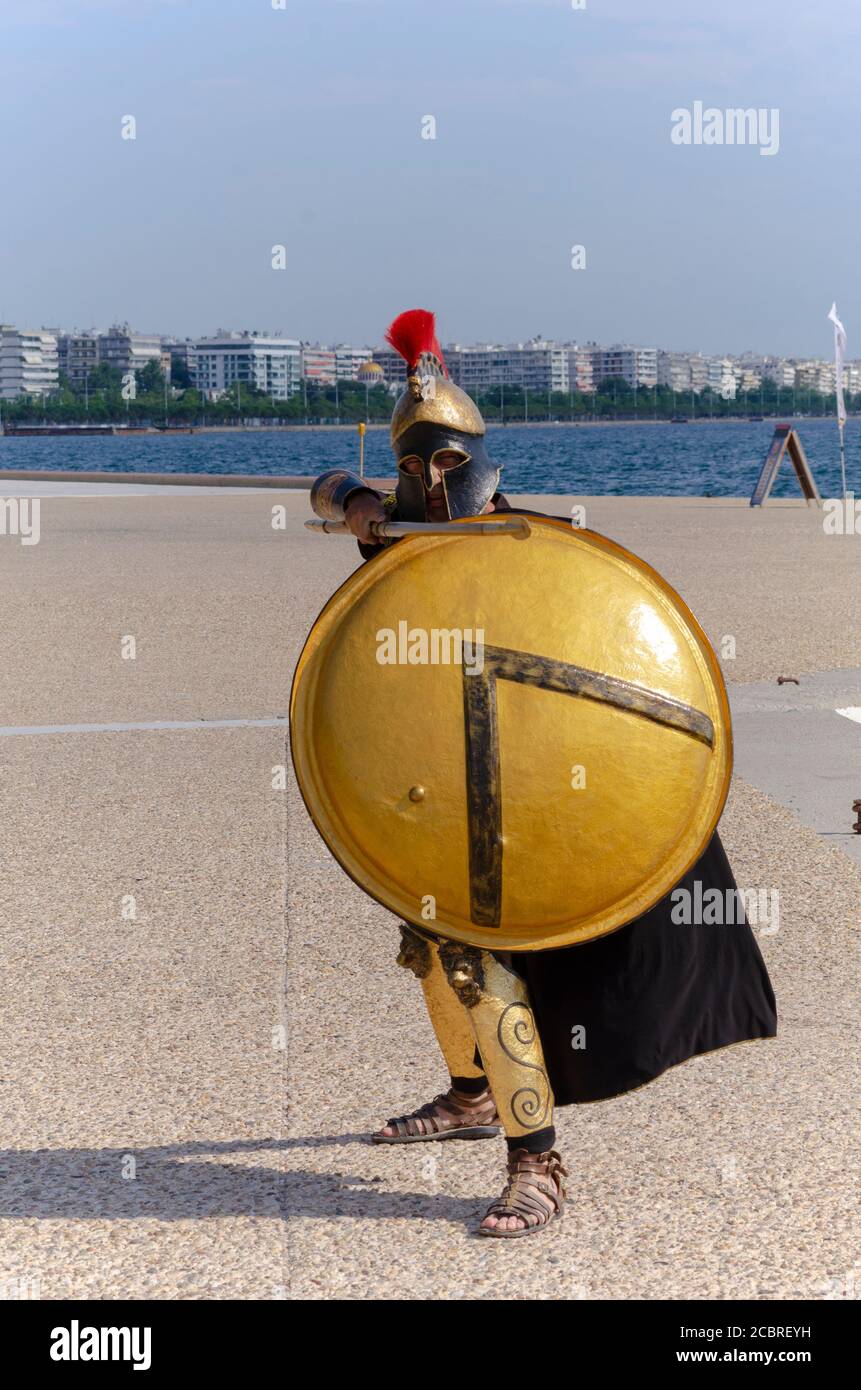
top-left (384, 308), bottom-right (448, 377)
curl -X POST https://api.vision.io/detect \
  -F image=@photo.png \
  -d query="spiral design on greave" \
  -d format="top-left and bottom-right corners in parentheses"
top-left (497, 1002), bottom-right (551, 1130)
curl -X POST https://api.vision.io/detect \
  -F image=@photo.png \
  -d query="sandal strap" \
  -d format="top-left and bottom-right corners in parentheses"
top-left (385, 1087), bottom-right (499, 1137)
top-left (484, 1149), bottom-right (567, 1227)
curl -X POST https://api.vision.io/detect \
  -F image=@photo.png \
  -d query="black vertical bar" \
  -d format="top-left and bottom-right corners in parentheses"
top-left (462, 663), bottom-right (502, 927)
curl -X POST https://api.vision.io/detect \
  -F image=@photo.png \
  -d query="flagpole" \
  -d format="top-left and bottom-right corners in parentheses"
top-left (838, 417), bottom-right (847, 502)
top-left (828, 302), bottom-right (848, 504)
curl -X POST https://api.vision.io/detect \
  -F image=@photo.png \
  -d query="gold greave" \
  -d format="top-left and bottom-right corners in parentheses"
top-left (396, 925), bottom-right (485, 1081)
top-left (441, 947), bottom-right (554, 1138)
top-left (421, 947), bottom-right (487, 1080)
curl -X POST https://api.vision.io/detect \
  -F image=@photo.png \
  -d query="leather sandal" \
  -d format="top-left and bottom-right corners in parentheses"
top-left (372, 1085), bottom-right (501, 1144)
top-left (478, 1148), bottom-right (567, 1237)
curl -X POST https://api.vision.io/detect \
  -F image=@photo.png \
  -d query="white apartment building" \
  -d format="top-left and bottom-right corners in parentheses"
top-left (300, 343), bottom-right (377, 384)
top-left (371, 341), bottom-right (570, 394)
top-left (656, 351), bottom-right (692, 392)
top-left (794, 360), bottom-right (834, 394)
top-left (57, 332), bottom-right (101, 388)
top-left (193, 333), bottom-right (302, 399)
top-left (165, 339), bottom-right (198, 383)
top-left (301, 346), bottom-right (337, 385)
top-left (593, 346), bottom-right (657, 389)
top-left (658, 350), bottom-right (740, 397)
top-left (762, 358), bottom-right (796, 389)
top-left (734, 367), bottom-right (763, 392)
top-left (565, 345), bottom-right (595, 394)
top-left (100, 325), bottom-right (162, 377)
top-left (0, 326), bottom-right (59, 399)
top-left (334, 345), bottom-right (374, 380)
top-left (842, 363), bottom-right (861, 393)
top-left (818, 364), bottom-right (836, 393)
top-left (688, 355), bottom-right (710, 394)
top-left (446, 341), bottom-right (569, 394)
top-left (707, 358), bottom-right (737, 398)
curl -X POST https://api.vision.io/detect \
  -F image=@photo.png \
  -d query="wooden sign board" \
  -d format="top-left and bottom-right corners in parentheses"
top-left (750, 425), bottom-right (821, 507)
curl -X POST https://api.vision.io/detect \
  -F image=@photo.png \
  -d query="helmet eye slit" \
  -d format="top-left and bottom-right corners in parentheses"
top-left (430, 448), bottom-right (471, 470)
top-left (397, 455), bottom-right (424, 476)
top-left (397, 449), bottom-right (471, 479)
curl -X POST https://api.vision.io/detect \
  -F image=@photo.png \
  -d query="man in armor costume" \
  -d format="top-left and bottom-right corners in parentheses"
top-left (302, 310), bottom-right (777, 1238)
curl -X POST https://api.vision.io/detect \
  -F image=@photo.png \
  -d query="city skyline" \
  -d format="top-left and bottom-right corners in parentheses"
top-left (2, 319), bottom-right (854, 404)
top-left (1, 316), bottom-right (856, 365)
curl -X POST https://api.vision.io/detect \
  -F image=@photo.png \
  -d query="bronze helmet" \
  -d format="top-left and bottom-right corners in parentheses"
top-left (385, 309), bottom-right (500, 521)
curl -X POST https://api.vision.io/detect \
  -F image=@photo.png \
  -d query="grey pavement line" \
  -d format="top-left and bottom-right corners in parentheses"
top-left (728, 672), bottom-right (861, 864)
top-left (6, 671), bottom-right (860, 738)
top-left (0, 717), bottom-right (290, 737)
top-left (730, 701), bottom-right (861, 866)
top-left (728, 668), bottom-right (861, 713)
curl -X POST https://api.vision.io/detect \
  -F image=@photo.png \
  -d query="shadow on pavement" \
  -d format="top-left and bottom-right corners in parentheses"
top-left (0, 1135), bottom-right (484, 1227)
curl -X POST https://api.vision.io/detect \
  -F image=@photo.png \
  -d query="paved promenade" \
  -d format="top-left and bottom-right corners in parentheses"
top-left (0, 486), bottom-right (858, 1299)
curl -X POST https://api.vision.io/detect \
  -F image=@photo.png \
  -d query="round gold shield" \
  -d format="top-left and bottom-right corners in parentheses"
top-left (290, 516), bottom-right (731, 952)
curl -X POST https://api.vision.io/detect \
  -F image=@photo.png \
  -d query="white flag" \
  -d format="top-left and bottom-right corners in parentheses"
top-left (828, 302), bottom-right (847, 427)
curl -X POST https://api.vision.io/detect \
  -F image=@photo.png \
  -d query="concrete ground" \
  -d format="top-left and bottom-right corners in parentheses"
top-left (0, 487), bottom-right (858, 1300)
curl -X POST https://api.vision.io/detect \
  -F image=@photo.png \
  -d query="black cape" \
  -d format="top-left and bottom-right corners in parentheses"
top-left (357, 499), bottom-right (777, 1106)
top-left (511, 832), bottom-right (776, 1104)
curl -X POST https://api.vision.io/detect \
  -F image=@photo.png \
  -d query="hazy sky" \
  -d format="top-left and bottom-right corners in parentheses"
top-left (1, 0), bottom-right (858, 356)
